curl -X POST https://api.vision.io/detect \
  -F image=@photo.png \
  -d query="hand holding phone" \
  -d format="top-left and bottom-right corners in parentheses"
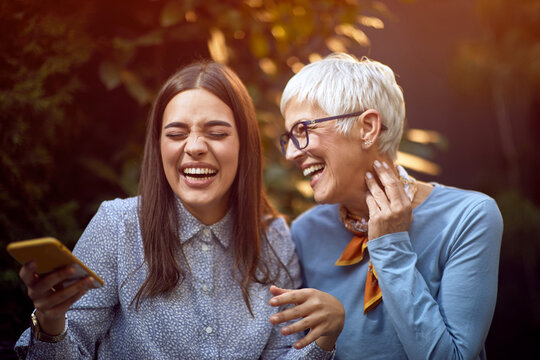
top-left (7, 237), bottom-right (104, 289)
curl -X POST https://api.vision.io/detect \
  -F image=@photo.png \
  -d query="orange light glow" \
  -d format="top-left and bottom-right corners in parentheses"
top-left (259, 58), bottom-right (278, 75)
top-left (208, 28), bottom-right (228, 64)
top-left (406, 129), bottom-right (442, 144)
top-left (397, 151), bottom-right (441, 176)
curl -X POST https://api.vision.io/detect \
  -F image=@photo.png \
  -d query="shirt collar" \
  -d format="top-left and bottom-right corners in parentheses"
top-left (175, 196), bottom-right (233, 249)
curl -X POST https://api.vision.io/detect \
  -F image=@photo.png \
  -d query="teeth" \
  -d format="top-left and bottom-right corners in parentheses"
top-left (303, 164), bottom-right (325, 177)
top-left (183, 168), bottom-right (216, 175)
top-left (185, 176), bottom-right (213, 181)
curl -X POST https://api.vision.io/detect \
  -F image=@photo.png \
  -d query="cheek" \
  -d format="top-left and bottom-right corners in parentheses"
top-left (160, 141), bottom-right (179, 165)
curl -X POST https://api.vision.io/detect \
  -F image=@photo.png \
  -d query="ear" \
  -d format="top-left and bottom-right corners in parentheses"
top-left (352, 109), bottom-right (383, 149)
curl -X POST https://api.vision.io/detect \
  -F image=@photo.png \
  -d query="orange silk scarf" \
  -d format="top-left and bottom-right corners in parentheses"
top-left (336, 208), bottom-right (382, 313)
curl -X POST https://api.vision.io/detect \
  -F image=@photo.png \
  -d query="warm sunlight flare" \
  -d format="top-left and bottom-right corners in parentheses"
top-left (397, 151), bottom-right (441, 176)
top-left (208, 28), bottom-right (228, 64)
top-left (326, 36), bottom-right (348, 53)
top-left (309, 53), bottom-right (323, 63)
top-left (406, 129), bottom-right (442, 144)
top-left (271, 25), bottom-right (287, 40)
top-left (259, 58), bottom-right (278, 75)
top-left (334, 24), bottom-right (370, 47)
top-left (359, 16), bottom-right (384, 29)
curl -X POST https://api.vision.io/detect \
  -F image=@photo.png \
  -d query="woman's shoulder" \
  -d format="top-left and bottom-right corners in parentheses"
top-left (291, 204), bottom-right (340, 231)
top-left (423, 184), bottom-right (502, 225)
top-left (95, 196), bottom-right (140, 222)
top-left (262, 216), bottom-right (295, 255)
top-left (428, 184), bottom-right (498, 208)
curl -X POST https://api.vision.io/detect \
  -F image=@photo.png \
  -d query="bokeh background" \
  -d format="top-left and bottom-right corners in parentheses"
top-left (1, 0), bottom-right (538, 358)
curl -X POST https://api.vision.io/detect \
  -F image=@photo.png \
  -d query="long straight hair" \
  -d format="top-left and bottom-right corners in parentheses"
top-left (134, 61), bottom-right (280, 313)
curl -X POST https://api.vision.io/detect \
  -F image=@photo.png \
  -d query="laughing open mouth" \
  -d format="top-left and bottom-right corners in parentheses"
top-left (303, 164), bottom-right (325, 178)
top-left (183, 167), bottom-right (217, 181)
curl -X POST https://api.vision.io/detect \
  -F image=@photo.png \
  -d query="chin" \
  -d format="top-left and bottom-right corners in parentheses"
top-left (313, 190), bottom-right (334, 205)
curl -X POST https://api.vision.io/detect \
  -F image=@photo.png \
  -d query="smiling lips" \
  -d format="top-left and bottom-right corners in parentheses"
top-left (303, 163), bottom-right (325, 178)
top-left (183, 167), bottom-right (217, 181)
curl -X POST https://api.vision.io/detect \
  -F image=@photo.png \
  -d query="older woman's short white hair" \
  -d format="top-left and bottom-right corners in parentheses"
top-left (280, 53), bottom-right (405, 160)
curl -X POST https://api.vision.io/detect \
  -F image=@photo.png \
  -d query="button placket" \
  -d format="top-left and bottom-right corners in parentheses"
top-left (197, 227), bottom-right (216, 340)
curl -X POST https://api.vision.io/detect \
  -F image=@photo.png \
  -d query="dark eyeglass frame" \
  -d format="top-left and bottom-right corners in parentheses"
top-left (279, 110), bottom-right (388, 156)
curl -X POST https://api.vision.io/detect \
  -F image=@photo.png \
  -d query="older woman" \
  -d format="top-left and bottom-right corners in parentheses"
top-left (14, 61), bottom-right (341, 359)
top-left (270, 53), bottom-right (503, 359)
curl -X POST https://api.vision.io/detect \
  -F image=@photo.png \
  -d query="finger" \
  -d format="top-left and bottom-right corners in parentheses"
top-left (365, 192), bottom-right (381, 216)
top-left (34, 276), bottom-right (94, 310)
top-left (365, 170), bottom-right (390, 212)
top-left (39, 287), bottom-right (89, 320)
top-left (269, 288), bottom-right (307, 307)
top-left (19, 261), bottom-right (39, 287)
top-left (269, 303), bottom-right (307, 325)
top-left (280, 312), bottom-right (321, 335)
top-left (30, 266), bottom-right (76, 296)
top-left (293, 327), bottom-right (323, 349)
top-left (269, 285), bottom-right (291, 297)
top-left (372, 160), bottom-right (407, 205)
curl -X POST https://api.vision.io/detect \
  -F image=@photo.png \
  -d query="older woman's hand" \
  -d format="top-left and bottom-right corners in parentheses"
top-left (365, 160), bottom-right (413, 240)
top-left (269, 285), bottom-right (344, 351)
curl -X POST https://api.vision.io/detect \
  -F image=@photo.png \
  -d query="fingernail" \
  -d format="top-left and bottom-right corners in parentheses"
top-left (270, 315), bottom-right (278, 323)
top-left (294, 341), bottom-right (302, 349)
top-left (366, 171), bottom-right (373, 179)
top-left (382, 161), bottom-right (389, 169)
top-left (374, 160), bottom-right (381, 167)
top-left (282, 327), bottom-right (290, 335)
top-left (269, 298), bottom-right (277, 306)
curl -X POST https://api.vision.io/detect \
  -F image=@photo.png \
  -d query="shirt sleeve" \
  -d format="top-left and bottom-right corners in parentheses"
top-left (15, 201), bottom-right (121, 359)
top-left (260, 217), bottom-right (335, 360)
top-left (367, 198), bottom-right (503, 360)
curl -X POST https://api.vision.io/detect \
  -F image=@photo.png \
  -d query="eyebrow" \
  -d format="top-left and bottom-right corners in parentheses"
top-left (163, 120), bottom-right (233, 129)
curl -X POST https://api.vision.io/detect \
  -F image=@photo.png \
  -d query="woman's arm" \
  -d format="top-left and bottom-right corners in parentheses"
top-left (366, 162), bottom-right (502, 359)
top-left (261, 217), bottom-right (341, 359)
top-left (15, 201), bottom-right (121, 359)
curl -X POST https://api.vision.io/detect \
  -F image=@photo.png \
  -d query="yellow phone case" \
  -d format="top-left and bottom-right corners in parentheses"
top-left (7, 237), bottom-right (104, 288)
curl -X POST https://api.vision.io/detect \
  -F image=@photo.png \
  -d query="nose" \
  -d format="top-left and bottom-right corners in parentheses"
top-left (185, 134), bottom-right (207, 157)
top-left (285, 140), bottom-right (304, 161)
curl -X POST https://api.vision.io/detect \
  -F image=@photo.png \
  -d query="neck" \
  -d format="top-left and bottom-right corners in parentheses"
top-left (342, 156), bottom-right (397, 219)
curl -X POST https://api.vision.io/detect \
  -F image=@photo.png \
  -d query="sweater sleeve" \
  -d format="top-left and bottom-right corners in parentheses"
top-left (367, 198), bottom-right (502, 360)
top-left (15, 201), bottom-right (121, 359)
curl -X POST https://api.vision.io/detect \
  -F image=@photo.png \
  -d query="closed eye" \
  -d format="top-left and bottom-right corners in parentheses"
top-left (165, 132), bottom-right (188, 139)
top-left (207, 132), bottom-right (229, 139)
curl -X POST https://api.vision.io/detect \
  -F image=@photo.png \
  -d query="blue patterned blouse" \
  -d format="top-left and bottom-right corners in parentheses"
top-left (15, 197), bottom-right (334, 359)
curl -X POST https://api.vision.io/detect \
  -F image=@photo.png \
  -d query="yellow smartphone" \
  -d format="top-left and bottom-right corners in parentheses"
top-left (7, 237), bottom-right (104, 289)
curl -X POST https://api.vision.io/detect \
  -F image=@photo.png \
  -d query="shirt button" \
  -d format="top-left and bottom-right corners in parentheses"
top-left (205, 326), bottom-right (213, 334)
top-left (201, 244), bottom-right (209, 252)
top-left (202, 228), bottom-right (211, 237)
top-left (202, 284), bottom-right (208, 292)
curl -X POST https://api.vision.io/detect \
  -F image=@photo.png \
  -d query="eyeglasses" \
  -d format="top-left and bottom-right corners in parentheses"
top-left (279, 110), bottom-right (388, 156)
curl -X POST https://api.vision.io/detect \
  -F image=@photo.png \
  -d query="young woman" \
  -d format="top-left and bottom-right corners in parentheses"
top-left (14, 61), bottom-right (342, 359)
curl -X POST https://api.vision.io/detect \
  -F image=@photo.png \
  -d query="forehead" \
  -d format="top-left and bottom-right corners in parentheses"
top-left (282, 99), bottom-right (328, 130)
top-left (162, 89), bottom-right (235, 127)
